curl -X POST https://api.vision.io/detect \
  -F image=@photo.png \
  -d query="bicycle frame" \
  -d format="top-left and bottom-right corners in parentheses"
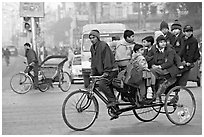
top-left (90, 77), bottom-right (164, 114)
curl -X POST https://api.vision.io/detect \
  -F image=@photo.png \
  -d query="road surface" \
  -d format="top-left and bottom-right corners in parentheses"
top-left (2, 56), bottom-right (202, 135)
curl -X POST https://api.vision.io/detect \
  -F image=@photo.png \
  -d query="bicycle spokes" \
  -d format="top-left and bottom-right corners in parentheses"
top-left (76, 93), bottom-right (92, 112)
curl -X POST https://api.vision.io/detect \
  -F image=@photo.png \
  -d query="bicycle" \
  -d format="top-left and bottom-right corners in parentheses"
top-left (10, 55), bottom-right (72, 94)
top-left (62, 75), bottom-right (196, 131)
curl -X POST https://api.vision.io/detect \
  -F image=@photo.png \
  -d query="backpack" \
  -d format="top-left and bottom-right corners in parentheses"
top-left (123, 60), bottom-right (143, 87)
top-left (114, 43), bottom-right (133, 67)
top-left (112, 58), bottom-right (143, 89)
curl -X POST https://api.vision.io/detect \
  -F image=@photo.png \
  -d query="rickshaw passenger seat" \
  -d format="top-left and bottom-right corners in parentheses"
top-left (157, 73), bottom-right (171, 81)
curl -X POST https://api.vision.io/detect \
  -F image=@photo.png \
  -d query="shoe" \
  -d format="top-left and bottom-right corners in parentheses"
top-left (110, 114), bottom-right (119, 120)
top-left (110, 108), bottom-right (122, 120)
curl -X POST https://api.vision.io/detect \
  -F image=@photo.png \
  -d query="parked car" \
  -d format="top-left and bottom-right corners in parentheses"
top-left (71, 54), bottom-right (83, 83)
top-left (6, 45), bottom-right (18, 56)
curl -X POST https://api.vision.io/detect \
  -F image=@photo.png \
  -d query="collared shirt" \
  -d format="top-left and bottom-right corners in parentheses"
top-left (156, 45), bottom-right (165, 53)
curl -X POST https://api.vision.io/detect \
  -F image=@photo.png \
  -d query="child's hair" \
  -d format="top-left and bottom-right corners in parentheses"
top-left (142, 36), bottom-right (154, 45)
top-left (124, 30), bottom-right (134, 39)
top-left (133, 43), bottom-right (143, 53)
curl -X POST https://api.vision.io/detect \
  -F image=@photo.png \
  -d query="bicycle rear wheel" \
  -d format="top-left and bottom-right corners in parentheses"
top-left (38, 80), bottom-right (50, 92)
top-left (133, 97), bottom-right (162, 122)
top-left (59, 72), bottom-right (71, 92)
top-left (164, 86), bottom-right (196, 125)
top-left (10, 72), bottom-right (32, 94)
top-left (62, 90), bottom-right (99, 131)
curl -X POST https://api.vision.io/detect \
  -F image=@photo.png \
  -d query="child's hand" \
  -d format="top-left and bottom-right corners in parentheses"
top-left (143, 68), bottom-right (150, 71)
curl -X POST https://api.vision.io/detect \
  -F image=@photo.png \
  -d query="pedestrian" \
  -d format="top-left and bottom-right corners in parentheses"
top-left (171, 19), bottom-right (185, 56)
top-left (178, 25), bottom-right (200, 86)
top-left (24, 43), bottom-right (39, 89)
top-left (160, 20), bottom-right (175, 46)
top-left (89, 29), bottom-right (119, 119)
top-left (3, 48), bottom-right (10, 66)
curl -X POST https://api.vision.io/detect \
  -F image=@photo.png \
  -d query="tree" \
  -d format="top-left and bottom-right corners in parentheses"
top-left (48, 16), bottom-right (72, 46)
top-left (165, 2), bottom-right (202, 29)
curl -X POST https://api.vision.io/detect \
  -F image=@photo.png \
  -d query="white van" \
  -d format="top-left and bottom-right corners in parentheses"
top-left (81, 23), bottom-right (127, 88)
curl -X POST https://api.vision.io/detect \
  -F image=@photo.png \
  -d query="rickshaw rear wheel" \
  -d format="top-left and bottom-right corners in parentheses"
top-left (59, 72), bottom-right (72, 92)
top-left (132, 97), bottom-right (162, 122)
top-left (164, 86), bottom-right (196, 125)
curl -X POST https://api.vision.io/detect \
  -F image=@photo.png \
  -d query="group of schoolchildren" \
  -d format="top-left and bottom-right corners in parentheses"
top-left (113, 20), bottom-right (200, 103)
top-left (88, 20), bottom-right (200, 119)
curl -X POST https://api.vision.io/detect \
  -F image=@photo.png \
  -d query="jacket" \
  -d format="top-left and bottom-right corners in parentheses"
top-left (152, 46), bottom-right (179, 77)
top-left (90, 40), bottom-right (117, 76)
top-left (172, 32), bottom-right (185, 56)
top-left (164, 31), bottom-right (175, 46)
top-left (115, 39), bottom-right (134, 66)
top-left (181, 35), bottom-right (200, 63)
top-left (25, 49), bottom-right (38, 65)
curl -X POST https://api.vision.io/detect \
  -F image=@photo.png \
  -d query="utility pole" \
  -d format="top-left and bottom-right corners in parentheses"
top-left (19, 2), bottom-right (44, 59)
top-left (31, 17), bottom-right (37, 56)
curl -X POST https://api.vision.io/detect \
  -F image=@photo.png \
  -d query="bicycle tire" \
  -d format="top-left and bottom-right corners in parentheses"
top-left (164, 86), bottom-right (196, 125)
top-left (62, 89), bottom-right (99, 131)
top-left (10, 72), bottom-right (32, 94)
top-left (59, 72), bottom-right (71, 92)
top-left (38, 80), bottom-right (49, 92)
top-left (133, 97), bottom-right (162, 122)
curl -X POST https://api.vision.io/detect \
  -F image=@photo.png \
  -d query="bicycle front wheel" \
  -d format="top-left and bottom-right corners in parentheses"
top-left (62, 90), bottom-right (99, 131)
top-left (164, 86), bottom-right (196, 125)
top-left (59, 72), bottom-right (71, 92)
top-left (10, 72), bottom-right (32, 94)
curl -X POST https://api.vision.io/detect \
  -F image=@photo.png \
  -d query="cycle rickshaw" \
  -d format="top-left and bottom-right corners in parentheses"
top-left (62, 74), bottom-right (196, 131)
top-left (10, 55), bottom-right (72, 94)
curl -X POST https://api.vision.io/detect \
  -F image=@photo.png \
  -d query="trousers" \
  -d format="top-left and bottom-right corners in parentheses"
top-left (99, 71), bottom-right (118, 103)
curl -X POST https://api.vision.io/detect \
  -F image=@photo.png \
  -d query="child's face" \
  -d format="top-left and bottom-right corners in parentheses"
top-left (172, 29), bottom-right (181, 35)
top-left (137, 47), bottom-right (145, 55)
top-left (161, 28), bottom-right (169, 35)
top-left (126, 35), bottom-right (135, 43)
top-left (142, 40), bottom-right (150, 47)
top-left (184, 31), bottom-right (193, 38)
top-left (158, 40), bottom-right (167, 49)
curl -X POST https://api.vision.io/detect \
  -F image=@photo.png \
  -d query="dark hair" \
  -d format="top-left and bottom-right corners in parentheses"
top-left (183, 25), bottom-right (193, 32)
top-left (124, 30), bottom-right (134, 39)
top-left (133, 43), bottom-right (143, 53)
top-left (142, 36), bottom-right (154, 45)
top-left (24, 43), bottom-right (31, 47)
top-left (156, 35), bottom-right (166, 45)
